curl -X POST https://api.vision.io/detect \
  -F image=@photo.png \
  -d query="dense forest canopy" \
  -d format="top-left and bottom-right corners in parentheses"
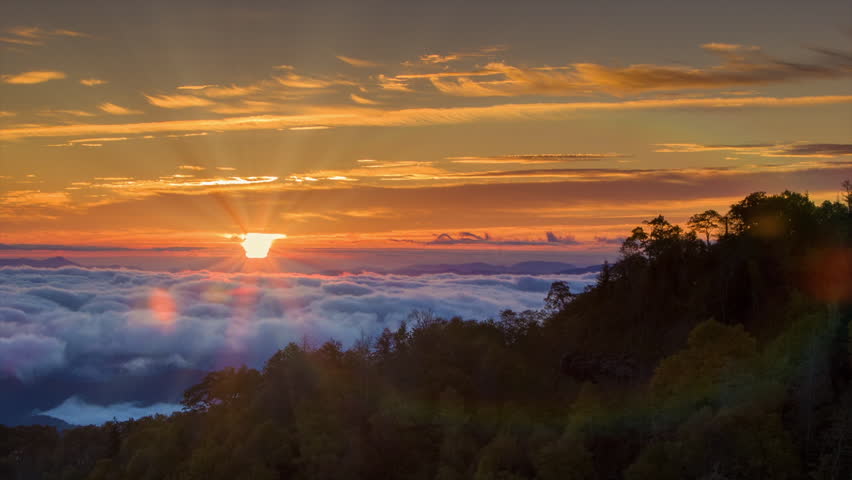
top-left (2, 186), bottom-right (851, 479)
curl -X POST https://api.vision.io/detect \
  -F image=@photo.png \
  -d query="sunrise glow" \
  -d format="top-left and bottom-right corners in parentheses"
top-left (240, 233), bottom-right (286, 258)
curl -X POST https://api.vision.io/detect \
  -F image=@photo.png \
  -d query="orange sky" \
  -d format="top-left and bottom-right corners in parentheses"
top-left (1, 1), bottom-right (850, 260)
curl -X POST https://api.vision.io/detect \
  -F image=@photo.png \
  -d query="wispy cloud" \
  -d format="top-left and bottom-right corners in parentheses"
top-left (48, 137), bottom-right (131, 147)
top-left (69, 137), bottom-right (129, 144)
top-left (98, 102), bottom-right (142, 115)
top-left (419, 44), bottom-right (852, 97)
top-left (145, 94), bottom-right (214, 109)
top-left (207, 100), bottom-right (283, 114)
top-left (0, 243), bottom-right (204, 252)
top-left (0, 26), bottom-right (89, 47)
top-left (274, 72), bottom-right (358, 89)
top-left (414, 46), bottom-right (506, 65)
top-left (700, 43), bottom-right (760, 54)
top-left (377, 74), bottom-right (414, 92)
top-left (779, 143), bottom-right (852, 157)
top-left (447, 153), bottom-right (626, 164)
top-left (2, 71), bottom-right (66, 85)
top-left (177, 84), bottom-right (218, 91)
top-left (289, 126), bottom-right (331, 131)
top-left (1, 94), bottom-right (849, 140)
top-left (655, 142), bottom-right (852, 158)
top-left (197, 84), bottom-right (260, 98)
top-left (80, 78), bottom-right (107, 87)
top-left (0, 190), bottom-right (70, 210)
top-left (350, 93), bottom-right (379, 105)
top-left (426, 231), bottom-right (581, 246)
top-left (92, 175), bottom-right (279, 194)
top-left (337, 55), bottom-right (380, 67)
top-left (38, 109), bottom-right (94, 118)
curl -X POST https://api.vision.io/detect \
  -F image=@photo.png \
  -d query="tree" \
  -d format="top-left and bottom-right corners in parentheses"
top-left (181, 366), bottom-right (261, 411)
top-left (620, 226), bottom-right (649, 257)
top-left (544, 281), bottom-right (573, 312)
top-left (651, 319), bottom-right (757, 401)
top-left (688, 209), bottom-right (723, 244)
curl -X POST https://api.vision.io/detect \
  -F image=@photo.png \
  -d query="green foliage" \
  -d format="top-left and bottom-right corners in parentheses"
top-left (650, 319), bottom-right (757, 401)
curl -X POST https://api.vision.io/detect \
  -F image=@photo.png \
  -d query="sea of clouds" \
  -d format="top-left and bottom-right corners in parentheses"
top-left (0, 266), bottom-right (596, 424)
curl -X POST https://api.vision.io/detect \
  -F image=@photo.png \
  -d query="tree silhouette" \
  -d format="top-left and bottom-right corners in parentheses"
top-left (688, 209), bottom-right (723, 244)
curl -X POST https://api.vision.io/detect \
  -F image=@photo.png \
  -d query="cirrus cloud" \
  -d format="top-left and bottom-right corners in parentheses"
top-left (2, 70), bottom-right (66, 85)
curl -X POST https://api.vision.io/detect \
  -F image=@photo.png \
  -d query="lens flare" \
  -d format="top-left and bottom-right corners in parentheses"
top-left (241, 233), bottom-right (286, 258)
top-left (149, 288), bottom-right (176, 327)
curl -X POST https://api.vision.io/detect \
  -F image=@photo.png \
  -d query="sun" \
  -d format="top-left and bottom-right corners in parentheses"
top-left (240, 233), bottom-right (286, 258)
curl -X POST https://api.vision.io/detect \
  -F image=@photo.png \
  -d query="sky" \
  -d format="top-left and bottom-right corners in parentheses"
top-left (0, 0), bottom-right (849, 266)
top-left (0, 0), bottom-right (851, 425)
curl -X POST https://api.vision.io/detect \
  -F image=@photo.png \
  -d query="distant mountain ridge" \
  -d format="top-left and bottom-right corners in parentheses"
top-left (0, 257), bottom-right (602, 276)
top-left (392, 261), bottom-right (602, 276)
top-left (0, 257), bottom-right (80, 268)
top-left (320, 261), bottom-right (603, 276)
top-left (6, 415), bottom-right (76, 430)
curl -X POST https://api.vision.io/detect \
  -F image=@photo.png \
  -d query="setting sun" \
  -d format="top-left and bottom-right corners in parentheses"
top-left (240, 233), bottom-right (286, 258)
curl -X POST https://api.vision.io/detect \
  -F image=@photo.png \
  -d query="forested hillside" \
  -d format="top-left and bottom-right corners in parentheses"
top-left (2, 188), bottom-right (851, 479)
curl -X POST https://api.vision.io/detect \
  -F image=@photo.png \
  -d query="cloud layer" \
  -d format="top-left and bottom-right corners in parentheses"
top-left (39, 396), bottom-right (181, 425)
top-left (0, 266), bottom-right (594, 384)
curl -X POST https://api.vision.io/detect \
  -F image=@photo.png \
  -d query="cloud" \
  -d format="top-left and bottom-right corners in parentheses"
top-left (422, 44), bottom-right (852, 97)
top-left (377, 74), bottom-right (414, 92)
top-left (166, 132), bottom-right (208, 138)
top-left (2, 71), bottom-right (66, 85)
top-left (275, 72), bottom-right (357, 89)
top-left (0, 26), bottom-right (89, 47)
top-left (0, 266), bottom-right (596, 390)
top-left (1, 160), bottom-right (843, 243)
top-left (0, 244), bottom-right (205, 252)
top-left (545, 232), bottom-right (581, 245)
top-left (350, 93), bottom-right (380, 105)
top-left (289, 126), bottom-right (331, 131)
top-left (39, 396), bottom-right (182, 425)
top-left (337, 55), bottom-right (380, 67)
top-left (593, 236), bottom-right (626, 245)
top-left (700, 43), bottom-right (760, 53)
top-left (447, 153), bottom-right (625, 164)
top-left (0, 334), bottom-right (65, 381)
top-left (69, 137), bottom-right (129, 144)
top-left (207, 100), bottom-right (283, 114)
top-left (98, 102), bottom-right (142, 115)
top-left (145, 94), bottom-right (214, 109)
top-left (179, 165), bottom-right (206, 171)
top-left (427, 231), bottom-right (581, 246)
top-left (198, 85), bottom-right (260, 98)
top-left (80, 78), bottom-right (107, 87)
top-left (774, 143), bottom-right (852, 157)
top-left (50, 137), bottom-right (133, 147)
top-left (655, 142), bottom-right (852, 158)
top-left (177, 84), bottom-right (218, 91)
top-left (86, 175), bottom-right (278, 196)
top-left (429, 232), bottom-right (491, 244)
top-left (2, 94), bottom-right (850, 140)
top-left (415, 46), bottom-right (506, 64)
top-left (39, 109), bottom-right (94, 117)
